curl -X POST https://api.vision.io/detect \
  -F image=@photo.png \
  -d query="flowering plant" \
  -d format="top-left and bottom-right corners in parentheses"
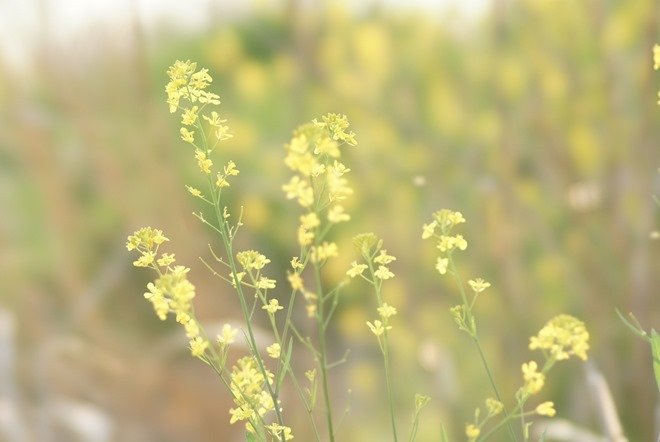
top-left (126, 60), bottom-right (591, 441)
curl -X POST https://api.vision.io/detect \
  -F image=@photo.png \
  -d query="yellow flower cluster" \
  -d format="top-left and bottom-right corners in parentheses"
top-left (165, 60), bottom-right (236, 193)
top-left (282, 113), bottom-right (357, 241)
top-left (464, 397), bottom-right (503, 441)
top-left (529, 314), bottom-right (590, 361)
top-left (234, 250), bottom-right (277, 290)
top-left (228, 356), bottom-right (276, 433)
top-left (126, 227), bottom-right (209, 358)
top-left (422, 209), bottom-right (467, 275)
top-left (266, 423), bottom-right (294, 441)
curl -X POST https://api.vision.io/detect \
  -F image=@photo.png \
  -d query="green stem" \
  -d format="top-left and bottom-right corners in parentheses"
top-left (382, 332), bottom-right (399, 442)
top-left (447, 254), bottom-right (517, 442)
top-left (312, 258), bottom-right (335, 442)
top-left (199, 124), bottom-right (286, 442)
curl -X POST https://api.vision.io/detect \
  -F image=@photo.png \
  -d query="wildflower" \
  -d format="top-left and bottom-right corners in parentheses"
top-left (236, 250), bottom-right (271, 270)
top-left (133, 251), bottom-right (155, 267)
top-left (267, 423), bottom-right (294, 441)
top-left (465, 423), bottom-right (480, 441)
top-left (194, 149), bottom-right (212, 174)
top-left (228, 357), bottom-right (275, 430)
top-left (346, 261), bottom-right (368, 278)
top-left (536, 401), bottom-right (556, 416)
top-left (327, 204), bottom-right (350, 223)
top-left (256, 277), bottom-right (276, 290)
top-left (654, 44), bottom-right (660, 70)
top-left (435, 257), bottom-right (449, 275)
top-left (300, 212), bottom-right (320, 230)
top-left (126, 227), bottom-right (169, 252)
top-left (353, 232), bottom-right (380, 256)
top-left (181, 106), bottom-right (198, 125)
top-left (266, 343), bottom-right (281, 359)
top-left (468, 278), bottom-right (491, 293)
top-left (521, 361), bottom-right (545, 395)
top-left (374, 265), bottom-right (394, 280)
top-left (297, 225), bottom-right (314, 246)
top-left (186, 185), bottom-right (202, 197)
top-left (374, 249), bottom-right (396, 265)
top-left (180, 127), bottom-right (195, 144)
top-left (485, 397), bottom-right (503, 416)
top-left (454, 234), bottom-right (468, 250)
top-left (217, 323), bottom-right (238, 346)
top-left (263, 299), bottom-right (284, 314)
top-left (529, 314), bottom-right (590, 361)
top-left (422, 221), bottom-right (437, 239)
top-left (377, 303), bottom-right (397, 319)
top-left (287, 272), bottom-right (304, 291)
top-left (282, 176), bottom-right (314, 207)
top-left (311, 241), bottom-right (339, 262)
top-left (367, 320), bottom-right (390, 336)
top-left (189, 336), bottom-right (209, 358)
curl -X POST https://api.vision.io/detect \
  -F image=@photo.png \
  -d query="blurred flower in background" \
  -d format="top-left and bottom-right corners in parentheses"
top-left (0, 0), bottom-right (657, 441)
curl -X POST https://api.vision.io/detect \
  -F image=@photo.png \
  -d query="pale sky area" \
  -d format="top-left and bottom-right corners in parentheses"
top-left (0, 0), bottom-right (489, 73)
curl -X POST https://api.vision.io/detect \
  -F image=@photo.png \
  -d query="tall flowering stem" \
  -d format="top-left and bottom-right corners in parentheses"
top-left (423, 210), bottom-right (590, 441)
top-left (282, 113), bottom-right (357, 442)
top-left (129, 60), bottom-right (293, 442)
top-left (423, 209), bottom-right (515, 441)
top-left (348, 233), bottom-right (400, 441)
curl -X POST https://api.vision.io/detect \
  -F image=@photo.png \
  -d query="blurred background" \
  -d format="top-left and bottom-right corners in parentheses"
top-left (1, 0), bottom-right (658, 440)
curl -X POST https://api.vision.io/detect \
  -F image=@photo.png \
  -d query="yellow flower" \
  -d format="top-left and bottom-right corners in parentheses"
top-left (366, 320), bottom-right (390, 336)
top-left (521, 360), bottom-right (545, 395)
top-left (189, 336), bottom-right (209, 357)
top-left (180, 127), bottom-right (195, 143)
top-left (266, 343), bottom-right (281, 359)
top-left (181, 106), bottom-right (198, 125)
top-left (422, 221), bottom-right (437, 239)
top-left (536, 401), bottom-right (556, 417)
top-left (374, 249), bottom-right (396, 265)
top-left (486, 397), bottom-right (503, 416)
top-left (468, 278), bottom-right (491, 293)
top-left (266, 423), bottom-right (294, 441)
top-left (346, 261), bottom-right (368, 278)
top-left (529, 314), bottom-right (590, 361)
top-left (236, 250), bottom-right (271, 270)
top-left (263, 299), bottom-right (284, 314)
top-left (374, 265), bottom-right (394, 280)
top-left (217, 323), bottom-right (238, 346)
top-left (256, 277), bottom-right (276, 290)
top-left (312, 241), bottom-right (338, 262)
top-left (465, 423), bottom-right (480, 441)
top-left (287, 272), bottom-right (304, 291)
top-left (300, 212), bottom-right (320, 229)
top-left (194, 149), bottom-right (212, 174)
top-left (435, 257), bottom-right (449, 275)
top-left (377, 303), bottom-right (397, 319)
top-left (454, 234), bottom-right (468, 250)
top-left (327, 204), bottom-right (350, 223)
top-left (654, 44), bottom-right (660, 70)
top-left (186, 185), bottom-right (202, 197)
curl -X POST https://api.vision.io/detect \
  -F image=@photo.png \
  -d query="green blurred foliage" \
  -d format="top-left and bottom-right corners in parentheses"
top-left (1, 0), bottom-right (658, 440)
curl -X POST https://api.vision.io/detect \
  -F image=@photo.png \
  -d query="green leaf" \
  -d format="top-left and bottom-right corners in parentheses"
top-left (651, 329), bottom-right (660, 394)
top-left (439, 424), bottom-right (450, 442)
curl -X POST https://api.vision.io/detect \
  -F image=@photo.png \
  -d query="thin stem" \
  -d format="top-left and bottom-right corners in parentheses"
top-left (312, 256), bottom-right (335, 442)
top-left (447, 254), bottom-right (517, 442)
top-left (382, 332), bottom-right (399, 442)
